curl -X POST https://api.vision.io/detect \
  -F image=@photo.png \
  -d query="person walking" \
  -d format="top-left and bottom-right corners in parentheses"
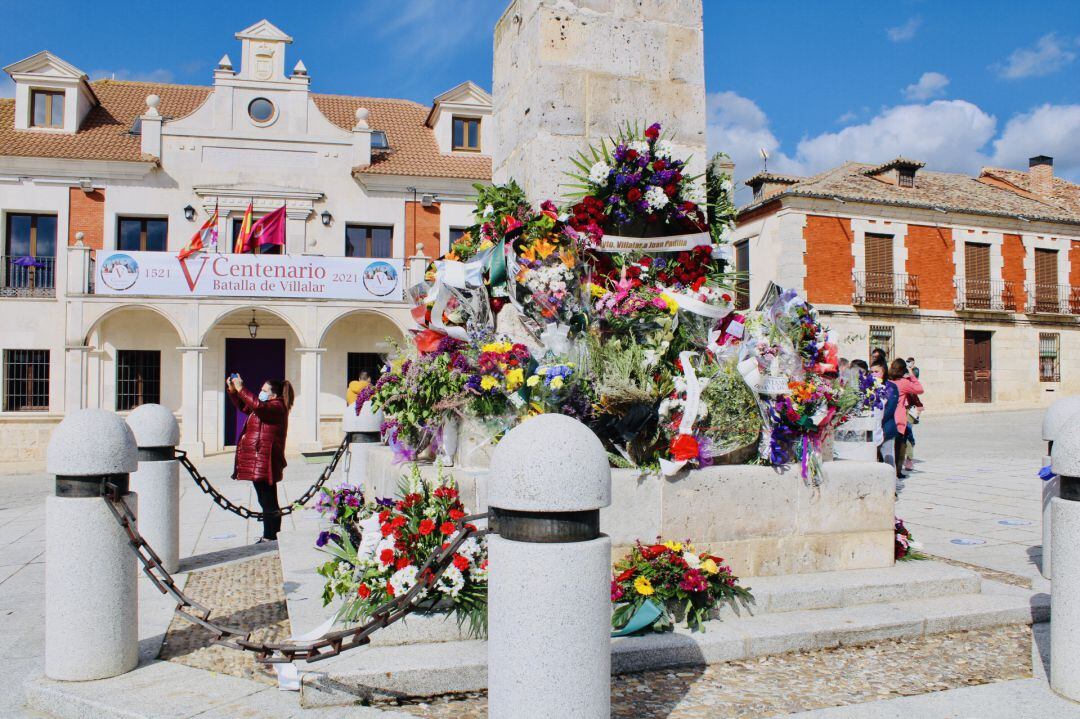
top-left (889, 358), bottom-right (923, 478)
top-left (871, 360), bottom-right (901, 485)
top-left (226, 374), bottom-right (295, 543)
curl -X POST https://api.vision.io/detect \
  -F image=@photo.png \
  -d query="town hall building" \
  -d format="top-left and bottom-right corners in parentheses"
top-left (0, 20), bottom-right (493, 466)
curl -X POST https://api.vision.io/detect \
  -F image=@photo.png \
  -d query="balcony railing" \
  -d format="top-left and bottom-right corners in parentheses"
top-left (954, 278), bottom-right (1019, 312)
top-left (0, 255), bottom-right (56, 297)
top-left (852, 271), bottom-right (919, 307)
top-left (1025, 283), bottom-right (1080, 315)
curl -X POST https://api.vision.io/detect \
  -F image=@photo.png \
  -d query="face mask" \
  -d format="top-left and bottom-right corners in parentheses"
top-left (258, 391), bottom-right (270, 402)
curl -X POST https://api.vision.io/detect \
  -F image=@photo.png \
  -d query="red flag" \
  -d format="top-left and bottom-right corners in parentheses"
top-left (178, 207), bottom-right (218, 260)
top-left (242, 205), bottom-right (286, 253)
top-left (233, 202), bottom-right (254, 254)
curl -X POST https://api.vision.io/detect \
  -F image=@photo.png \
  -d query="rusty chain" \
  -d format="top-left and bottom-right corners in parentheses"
top-left (101, 478), bottom-right (488, 664)
top-left (176, 435), bottom-right (348, 520)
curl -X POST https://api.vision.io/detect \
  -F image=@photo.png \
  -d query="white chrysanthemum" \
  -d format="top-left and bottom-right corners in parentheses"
top-left (437, 564), bottom-right (466, 597)
top-left (388, 565), bottom-right (419, 595)
top-left (655, 140), bottom-right (675, 159)
top-left (589, 161), bottom-right (612, 184)
top-left (628, 140), bottom-right (650, 155)
top-left (457, 537), bottom-right (482, 561)
top-left (645, 185), bottom-right (670, 211)
top-left (683, 551), bottom-right (701, 569)
top-left (682, 181), bottom-right (706, 206)
top-left (375, 537), bottom-right (396, 557)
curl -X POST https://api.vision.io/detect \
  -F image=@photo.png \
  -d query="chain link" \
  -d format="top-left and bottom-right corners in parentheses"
top-left (176, 436), bottom-right (348, 520)
top-left (100, 478), bottom-right (488, 664)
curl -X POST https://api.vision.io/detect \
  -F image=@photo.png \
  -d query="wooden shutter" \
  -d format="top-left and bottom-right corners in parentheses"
top-left (864, 234), bottom-right (894, 274)
top-left (1036, 249), bottom-right (1058, 286)
top-left (965, 243), bottom-right (990, 282)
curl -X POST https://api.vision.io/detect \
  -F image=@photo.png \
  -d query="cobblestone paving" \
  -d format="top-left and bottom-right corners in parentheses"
top-left (390, 625), bottom-right (1032, 719)
top-left (158, 552), bottom-right (290, 685)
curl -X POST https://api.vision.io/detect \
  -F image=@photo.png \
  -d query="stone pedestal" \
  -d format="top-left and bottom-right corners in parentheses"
top-left (492, 0), bottom-right (706, 204)
top-left (1043, 464), bottom-right (1057, 579)
top-left (1051, 496), bottom-right (1080, 701)
top-left (127, 404), bottom-right (181, 573)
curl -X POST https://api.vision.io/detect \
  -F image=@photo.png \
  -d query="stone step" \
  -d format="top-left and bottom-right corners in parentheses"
top-left (280, 512), bottom-right (988, 648)
top-left (299, 579), bottom-right (1048, 707)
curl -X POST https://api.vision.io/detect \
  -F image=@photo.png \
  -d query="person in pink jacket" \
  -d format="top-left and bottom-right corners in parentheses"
top-left (889, 358), bottom-right (924, 476)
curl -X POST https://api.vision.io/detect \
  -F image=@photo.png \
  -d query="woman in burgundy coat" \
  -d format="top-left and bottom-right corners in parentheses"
top-left (225, 374), bottom-right (295, 542)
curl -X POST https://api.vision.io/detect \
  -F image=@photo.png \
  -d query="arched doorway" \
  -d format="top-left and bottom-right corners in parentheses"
top-left (202, 307), bottom-right (303, 451)
top-left (84, 306), bottom-right (185, 414)
top-left (318, 310), bottom-right (405, 443)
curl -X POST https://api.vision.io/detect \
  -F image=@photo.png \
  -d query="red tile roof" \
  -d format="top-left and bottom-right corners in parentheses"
top-left (0, 79), bottom-right (492, 181)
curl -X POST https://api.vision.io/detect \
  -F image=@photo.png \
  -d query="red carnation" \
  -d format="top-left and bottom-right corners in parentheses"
top-left (692, 276), bottom-right (706, 292)
top-left (664, 184), bottom-right (678, 197)
top-left (392, 516), bottom-right (407, 528)
top-left (357, 584), bottom-right (371, 599)
top-left (380, 524), bottom-right (394, 538)
top-left (453, 554), bottom-right (470, 571)
top-left (626, 149), bottom-right (639, 161)
top-left (627, 187), bottom-right (642, 202)
top-left (440, 521), bottom-right (456, 535)
top-left (386, 582), bottom-right (395, 597)
top-left (419, 519), bottom-right (436, 536)
top-left (644, 123), bottom-right (661, 140)
top-left (653, 159), bottom-right (667, 171)
top-left (395, 556), bottom-right (411, 570)
top-left (638, 256), bottom-right (653, 267)
top-left (379, 548), bottom-right (395, 565)
top-left (722, 293), bottom-right (732, 302)
top-left (449, 509), bottom-right (465, 521)
top-left (670, 434), bottom-right (700, 462)
top-left (615, 568), bottom-right (635, 582)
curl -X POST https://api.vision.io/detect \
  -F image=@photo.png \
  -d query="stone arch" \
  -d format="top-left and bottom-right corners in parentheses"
top-left (199, 304), bottom-right (307, 347)
top-left (317, 307), bottom-right (409, 348)
top-left (82, 303), bottom-right (188, 347)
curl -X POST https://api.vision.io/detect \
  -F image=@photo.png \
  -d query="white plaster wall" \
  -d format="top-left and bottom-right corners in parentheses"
top-left (90, 308), bottom-right (184, 413)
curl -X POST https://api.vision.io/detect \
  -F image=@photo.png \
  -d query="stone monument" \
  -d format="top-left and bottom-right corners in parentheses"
top-left (492, 0), bottom-right (707, 204)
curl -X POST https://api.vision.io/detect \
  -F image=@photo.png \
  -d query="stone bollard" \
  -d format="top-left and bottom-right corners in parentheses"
top-left (45, 409), bottom-right (139, 680)
top-left (1051, 422), bottom-right (1080, 701)
top-left (1041, 396), bottom-right (1080, 579)
top-left (487, 414), bottom-right (612, 719)
top-left (126, 404), bottom-right (181, 573)
top-left (341, 401), bottom-right (383, 489)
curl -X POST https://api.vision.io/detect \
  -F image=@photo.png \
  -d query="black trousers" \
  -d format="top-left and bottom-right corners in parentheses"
top-left (253, 481), bottom-right (281, 540)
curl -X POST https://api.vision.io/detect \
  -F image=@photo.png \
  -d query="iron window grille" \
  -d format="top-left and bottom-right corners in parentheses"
top-left (347, 352), bottom-right (383, 390)
top-left (868, 325), bottom-right (895, 363)
top-left (1039, 333), bottom-right (1060, 383)
top-left (116, 350), bottom-right (161, 411)
top-left (3, 349), bottom-right (49, 411)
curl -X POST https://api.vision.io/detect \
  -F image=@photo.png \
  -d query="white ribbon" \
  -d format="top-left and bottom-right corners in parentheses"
top-left (434, 258), bottom-right (484, 289)
top-left (598, 231), bottom-right (712, 254)
top-left (429, 283), bottom-right (469, 341)
top-left (659, 351), bottom-right (707, 477)
top-left (663, 291), bottom-right (733, 320)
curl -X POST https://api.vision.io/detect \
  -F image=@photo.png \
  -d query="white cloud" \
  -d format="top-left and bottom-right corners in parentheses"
top-left (91, 68), bottom-right (175, 84)
top-left (887, 17), bottom-right (921, 42)
top-left (991, 104), bottom-right (1080, 180)
top-left (996, 33), bottom-right (1077, 79)
top-left (903, 71), bottom-right (949, 101)
top-left (705, 91), bottom-right (802, 181)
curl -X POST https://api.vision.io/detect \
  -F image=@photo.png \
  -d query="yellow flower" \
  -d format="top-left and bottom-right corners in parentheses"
top-left (549, 376), bottom-right (564, 390)
top-left (660, 293), bottom-right (679, 315)
top-left (634, 576), bottom-right (655, 596)
top-left (480, 376), bottom-right (499, 391)
top-left (527, 375), bottom-right (541, 387)
top-left (663, 540), bottom-right (683, 552)
top-left (481, 342), bottom-right (513, 354)
top-left (700, 558), bottom-right (719, 575)
top-left (587, 283), bottom-right (607, 298)
top-left (506, 368), bottom-right (524, 391)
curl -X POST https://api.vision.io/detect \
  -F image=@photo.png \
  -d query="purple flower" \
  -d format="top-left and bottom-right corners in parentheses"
top-left (316, 531), bottom-right (340, 548)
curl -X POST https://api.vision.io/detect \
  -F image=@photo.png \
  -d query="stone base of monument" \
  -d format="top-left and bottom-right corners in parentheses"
top-left (289, 559), bottom-right (1048, 706)
top-left (363, 444), bottom-right (894, 578)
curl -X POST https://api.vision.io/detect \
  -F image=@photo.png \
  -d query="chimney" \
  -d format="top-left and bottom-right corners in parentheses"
top-left (1029, 155), bottom-right (1054, 197)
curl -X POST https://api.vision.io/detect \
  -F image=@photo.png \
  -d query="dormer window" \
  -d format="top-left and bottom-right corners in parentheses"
top-left (452, 116), bottom-right (481, 152)
top-left (898, 168), bottom-right (915, 188)
top-left (31, 89), bottom-right (64, 128)
top-left (371, 130), bottom-right (389, 151)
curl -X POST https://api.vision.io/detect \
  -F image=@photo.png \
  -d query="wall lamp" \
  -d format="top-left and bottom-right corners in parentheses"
top-left (184, 205), bottom-right (196, 221)
top-left (321, 210), bottom-right (333, 227)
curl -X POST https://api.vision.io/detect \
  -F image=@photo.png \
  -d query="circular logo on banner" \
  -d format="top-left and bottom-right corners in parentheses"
top-left (99, 253), bottom-right (139, 291)
top-left (362, 261), bottom-right (398, 297)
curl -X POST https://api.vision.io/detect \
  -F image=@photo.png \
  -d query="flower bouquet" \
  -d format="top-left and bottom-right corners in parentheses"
top-left (315, 466), bottom-right (488, 636)
top-left (567, 122), bottom-right (708, 240)
top-left (611, 539), bottom-right (752, 633)
top-left (895, 517), bottom-right (927, 561)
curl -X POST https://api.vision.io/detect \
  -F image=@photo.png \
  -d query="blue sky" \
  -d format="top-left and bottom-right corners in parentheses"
top-left (3, 0), bottom-right (1079, 193)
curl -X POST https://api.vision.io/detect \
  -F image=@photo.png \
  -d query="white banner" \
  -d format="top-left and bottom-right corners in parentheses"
top-left (94, 251), bottom-right (403, 301)
top-left (598, 231), bottom-right (712, 253)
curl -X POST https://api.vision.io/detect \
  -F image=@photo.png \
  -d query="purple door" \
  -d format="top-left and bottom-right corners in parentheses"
top-left (224, 338), bottom-right (286, 446)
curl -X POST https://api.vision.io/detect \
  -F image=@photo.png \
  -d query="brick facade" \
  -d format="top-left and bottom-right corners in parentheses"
top-left (404, 201), bottom-right (440, 258)
top-left (67, 188), bottom-right (105, 250)
top-left (1072, 240), bottom-right (1080, 286)
top-left (804, 215), bottom-right (853, 304)
top-left (1002, 232), bottom-right (1027, 310)
top-left (905, 224), bottom-right (954, 310)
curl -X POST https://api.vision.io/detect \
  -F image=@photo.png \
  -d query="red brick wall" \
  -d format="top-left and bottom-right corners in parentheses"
top-left (1002, 233), bottom-right (1027, 310)
top-left (1072, 240), bottom-right (1080, 285)
top-left (68, 188), bottom-right (105, 250)
top-left (804, 215), bottom-right (853, 304)
top-left (905, 224), bottom-right (954, 310)
top-left (404, 201), bottom-right (440, 258)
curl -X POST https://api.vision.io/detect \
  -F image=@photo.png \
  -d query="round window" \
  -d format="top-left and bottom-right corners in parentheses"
top-left (248, 98), bottom-right (275, 124)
